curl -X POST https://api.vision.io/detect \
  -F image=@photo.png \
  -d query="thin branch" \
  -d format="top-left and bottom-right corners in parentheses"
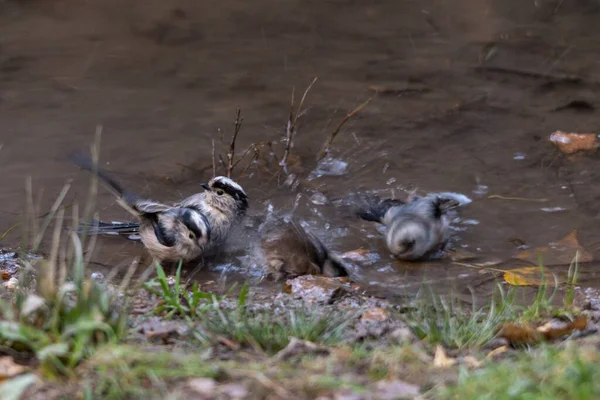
top-left (211, 139), bottom-right (216, 178)
top-left (226, 108), bottom-right (244, 178)
top-left (318, 95), bottom-right (375, 161)
top-left (280, 77), bottom-right (318, 174)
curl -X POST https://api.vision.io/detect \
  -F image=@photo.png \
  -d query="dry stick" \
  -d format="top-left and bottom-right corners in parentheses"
top-left (226, 108), bottom-right (244, 178)
top-left (237, 145), bottom-right (261, 179)
top-left (211, 139), bottom-right (217, 178)
top-left (280, 77), bottom-right (318, 175)
top-left (45, 207), bottom-right (66, 296)
top-left (81, 126), bottom-right (102, 250)
top-left (318, 95), bottom-right (375, 161)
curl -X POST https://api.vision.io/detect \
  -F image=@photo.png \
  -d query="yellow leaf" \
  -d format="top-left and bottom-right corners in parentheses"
top-left (503, 266), bottom-right (561, 286)
top-left (515, 230), bottom-right (593, 266)
top-left (433, 345), bottom-right (456, 368)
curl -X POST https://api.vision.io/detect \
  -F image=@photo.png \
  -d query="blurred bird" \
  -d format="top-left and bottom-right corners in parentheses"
top-left (355, 192), bottom-right (467, 260)
top-left (71, 155), bottom-right (248, 263)
top-left (259, 217), bottom-right (349, 281)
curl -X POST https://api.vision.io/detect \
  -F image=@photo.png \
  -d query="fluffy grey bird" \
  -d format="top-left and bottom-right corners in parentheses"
top-left (72, 155), bottom-right (248, 263)
top-left (259, 217), bottom-right (349, 281)
top-left (355, 192), bottom-right (466, 261)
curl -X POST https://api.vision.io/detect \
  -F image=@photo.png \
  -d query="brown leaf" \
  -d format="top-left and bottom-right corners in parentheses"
top-left (536, 315), bottom-right (587, 340)
top-left (499, 315), bottom-right (588, 345)
top-left (515, 230), bottom-right (593, 266)
top-left (498, 323), bottom-right (541, 345)
top-left (549, 131), bottom-right (599, 155)
top-left (433, 345), bottom-right (457, 368)
top-left (503, 266), bottom-right (560, 287)
top-left (360, 307), bottom-right (389, 323)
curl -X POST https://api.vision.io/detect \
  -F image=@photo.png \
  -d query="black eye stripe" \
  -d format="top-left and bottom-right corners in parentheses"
top-left (211, 181), bottom-right (247, 199)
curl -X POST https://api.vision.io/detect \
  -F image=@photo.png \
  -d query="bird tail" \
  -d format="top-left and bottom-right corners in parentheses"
top-left (353, 195), bottom-right (405, 223)
top-left (78, 220), bottom-right (140, 236)
top-left (69, 153), bottom-right (140, 216)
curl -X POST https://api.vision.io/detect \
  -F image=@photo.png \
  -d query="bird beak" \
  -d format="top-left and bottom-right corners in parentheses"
top-left (201, 183), bottom-right (210, 190)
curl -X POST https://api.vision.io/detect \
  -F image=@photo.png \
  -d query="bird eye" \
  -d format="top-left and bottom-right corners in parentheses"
top-left (216, 189), bottom-right (224, 196)
top-left (189, 233), bottom-right (195, 239)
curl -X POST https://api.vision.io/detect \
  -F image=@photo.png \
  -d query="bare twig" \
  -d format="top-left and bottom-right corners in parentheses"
top-left (226, 108), bottom-right (244, 178)
top-left (237, 144), bottom-right (261, 179)
top-left (318, 95), bottom-right (375, 161)
top-left (280, 77), bottom-right (318, 174)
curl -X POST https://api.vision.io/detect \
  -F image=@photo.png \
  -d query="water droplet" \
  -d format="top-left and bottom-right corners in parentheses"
top-left (513, 153), bottom-right (526, 160)
top-left (310, 192), bottom-right (328, 205)
top-left (309, 157), bottom-right (349, 179)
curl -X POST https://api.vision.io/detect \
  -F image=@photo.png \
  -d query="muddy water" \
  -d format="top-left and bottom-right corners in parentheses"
top-left (1, 0), bottom-right (600, 302)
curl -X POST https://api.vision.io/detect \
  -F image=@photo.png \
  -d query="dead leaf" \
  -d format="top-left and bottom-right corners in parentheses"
top-left (515, 230), bottom-right (593, 266)
top-left (360, 307), bottom-right (389, 323)
top-left (433, 345), bottom-right (457, 368)
top-left (486, 345), bottom-right (509, 359)
top-left (549, 131), bottom-right (599, 155)
top-left (537, 315), bottom-right (587, 340)
top-left (499, 315), bottom-right (587, 345)
top-left (462, 355), bottom-right (483, 369)
top-left (340, 248), bottom-right (379, 264)
top-left (503, 266), bottom-right (560, 286)
top-left (0, 357), bottom-right (27, 380)
top-left (498, 323), bottom-right (540, 345)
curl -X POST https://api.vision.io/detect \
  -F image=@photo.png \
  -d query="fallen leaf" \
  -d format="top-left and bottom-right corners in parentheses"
top-left (433, 345), bottom-right (457, 368)
top-left (486, 345), bottom-right (509, 360)
top-left (498, 323), bottom-right (540, 344)
top-left (462, 355), bottom-right (483, 369)
top-left (515, 230), bottom-right (593, 266)
top-left (537, 315), bottom-right (587, 340)
top-left (499, 315), bottom-right (587, 345)
top-left (340, 248), bottom-right (379, 264)
top-left (360, 307), bottom-right (389, 323)
top-left (503, 266), bottom-right (560, 286)
top-left (0, 357), bottom-right (27, 380)
top-left (549, 131), bottom-right (599, 155)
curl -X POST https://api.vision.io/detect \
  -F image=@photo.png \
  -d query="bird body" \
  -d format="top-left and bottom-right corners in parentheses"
top-left (71, 155), bottom-right (248, 263)
top-left (356, 192), bottom-right (465, 261)
top-left (259, 218), bottom-right (348, 281)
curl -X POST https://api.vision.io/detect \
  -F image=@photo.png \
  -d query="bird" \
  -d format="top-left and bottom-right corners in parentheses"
top-left (354, 192), bottom-right (466, 261)
top-left (258, 217), bottom-right (349, 281)
top-left (71, 155), bottom-right (248, 264)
